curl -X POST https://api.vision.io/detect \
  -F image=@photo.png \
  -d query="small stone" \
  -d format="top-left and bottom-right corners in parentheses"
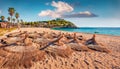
top-left (71, 64), bottom-right (74, 67)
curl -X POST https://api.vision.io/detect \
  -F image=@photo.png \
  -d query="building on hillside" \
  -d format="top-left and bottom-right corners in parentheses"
top-left (0, 20), bottom-right (10, 28)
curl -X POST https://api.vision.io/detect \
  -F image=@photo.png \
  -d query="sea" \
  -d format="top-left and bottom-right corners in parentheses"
top-left (52, 27), bottom-right (120, 36)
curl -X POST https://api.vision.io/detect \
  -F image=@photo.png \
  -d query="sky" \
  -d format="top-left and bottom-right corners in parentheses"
top-left (0, 0), bottom-right (120, 27)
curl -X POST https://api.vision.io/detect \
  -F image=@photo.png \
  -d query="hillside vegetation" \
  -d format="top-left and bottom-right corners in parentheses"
top-left (21, 19), bottom-right (77, 28)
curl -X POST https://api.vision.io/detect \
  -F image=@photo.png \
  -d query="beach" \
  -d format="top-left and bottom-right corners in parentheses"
top-left (0, 28), bottom-right (120, 69)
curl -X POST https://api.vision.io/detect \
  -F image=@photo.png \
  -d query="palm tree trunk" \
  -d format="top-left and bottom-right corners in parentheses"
top-left (11, 16), bottom-right (12, 24)
top-left (17, 19), bottom-right (18, 23)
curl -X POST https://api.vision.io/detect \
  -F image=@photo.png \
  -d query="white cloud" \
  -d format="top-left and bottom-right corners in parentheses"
top-left (38, 1), bottom-right (98, 18)
top-left (51, 1), bottom-right (73, 13)
top-left (38, 1), bottom-right (74, 18)
top-left (39, 10), bottom-right (61, 18)
top-left (79, 11), bottom-right (92, 15)
top-left (63, 11), bottom-right (98, 18)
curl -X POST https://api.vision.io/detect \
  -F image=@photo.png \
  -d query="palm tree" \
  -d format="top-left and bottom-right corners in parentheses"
top-left (17, 20), bottom-right (19, 23)
top-left (7, 17), bottom-right (10, 22)
top-left (8, 7), bottom-right (15, 23)
top-left (20, 19), bottom-right (23, 23)
top-left (15, 12), bottom-right (19, 23)
top-left (12, 18), bottom-right (15, 24)
top-left (0, 16), bottom-right (5, 21)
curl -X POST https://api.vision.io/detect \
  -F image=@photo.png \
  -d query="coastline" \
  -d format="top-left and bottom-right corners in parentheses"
top-left (1, 27), bottom-right (120, 51)
top-left (25, 27), bottom-right (120, 40)
top-left (3, 27), bottom-right (120, 45)
top-left (4, 27), bottom-right (120, 52)
top-left (52, 27), bottom-right (120, 36)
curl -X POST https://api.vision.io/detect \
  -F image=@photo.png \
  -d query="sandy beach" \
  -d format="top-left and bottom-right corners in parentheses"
top-left (0, 28), bottom-right (120, 69)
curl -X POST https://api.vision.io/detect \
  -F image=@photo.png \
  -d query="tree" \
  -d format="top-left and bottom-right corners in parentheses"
top-left (7, 17), bottom-right (10, 22)
top-left (0, 16), bottom-right (5, 21)
top-left (8, 7), bottom-right (15, 23)
top-left (17, 20), bottom-right (19, 23)
top-left (12, 18), bottom-right (15, 23)
top-left (15, 12), bottom-right (19, 23)
top-left (20, 19), bottom-right (23, 23)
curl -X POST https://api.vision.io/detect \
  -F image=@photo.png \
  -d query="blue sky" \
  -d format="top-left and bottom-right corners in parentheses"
top-left (0, 0), bottom-right (120, 27)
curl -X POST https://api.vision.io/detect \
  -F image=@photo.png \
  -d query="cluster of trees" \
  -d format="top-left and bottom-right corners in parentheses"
top-left (47, 19), bottom-right (76, 28)
top-left (21, 18), bottom-right (77, 28)
top-left (21, 21), bottom-right (40, 27)
top-left (0, 8), bottom-right (23, 24)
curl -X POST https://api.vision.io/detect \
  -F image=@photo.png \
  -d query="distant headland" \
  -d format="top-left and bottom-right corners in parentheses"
top-left (20, 18), bottom-right (77, 28)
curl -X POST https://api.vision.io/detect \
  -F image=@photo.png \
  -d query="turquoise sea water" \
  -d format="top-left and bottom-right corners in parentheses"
top-left (52, 27), bottom-right (120, 36)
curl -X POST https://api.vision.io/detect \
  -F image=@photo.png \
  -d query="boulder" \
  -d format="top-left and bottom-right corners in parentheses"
top-left (67, 43), bottom-right (93, 52)
top-left (24, 37), bottom-right (33, 46)
top-left (87, 45), bottom-right (111, 53)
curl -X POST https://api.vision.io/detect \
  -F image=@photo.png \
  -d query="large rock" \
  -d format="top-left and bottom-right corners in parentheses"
top-left (28, 33), bottom-right (40, 39)
top-left (46, 45), bottom-right (73, 58)
top-left (24, 37), bottom-right (33, 46)
top-left (87, 45), bottom-right (111, 53)
top-left (67, 43), bottom-right (93, 52)
top-left (1, 37), bottom-right (23, 45)
top-left (6, 32), bottom-right (21, 37)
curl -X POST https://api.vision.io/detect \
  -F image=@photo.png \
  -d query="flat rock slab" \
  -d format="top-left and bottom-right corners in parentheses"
top-left (3, 43), bottom-right (40, 53)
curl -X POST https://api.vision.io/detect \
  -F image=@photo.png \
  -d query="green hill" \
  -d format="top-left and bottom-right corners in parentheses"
top-left (21, 18), bottom-right (77, 28)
